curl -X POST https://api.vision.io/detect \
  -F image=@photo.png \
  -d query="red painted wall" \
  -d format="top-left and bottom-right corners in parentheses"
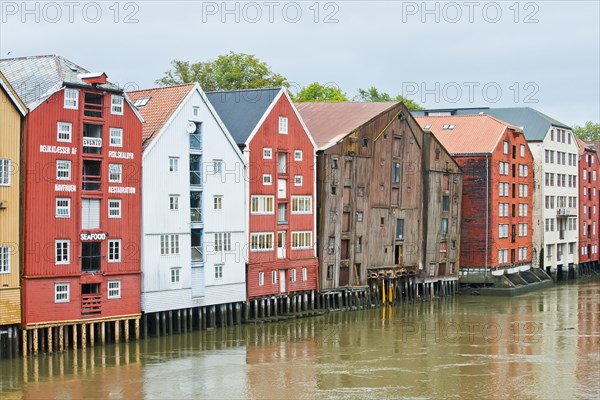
top-left (579, 147), bottom-right (600, 264)
top-left (21, 87), bottom-right (142, 326)
top-left (246, 93), bottom-right (318, 299)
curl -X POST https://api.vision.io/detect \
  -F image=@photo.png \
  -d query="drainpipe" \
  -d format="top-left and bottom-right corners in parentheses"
top-left (485, 154), bottom-right (490, 271)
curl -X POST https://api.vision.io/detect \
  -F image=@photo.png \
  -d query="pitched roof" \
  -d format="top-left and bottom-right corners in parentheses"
top-left (586, 140), bottom-right (600, 153)
top-left (0, 71), bottom-right (27, 116)
top-left (295, 102), bottom-right (398, 150)
top-left (412, 107), bottom-right (571, 141)
top-left (415, 114), bottom-right (521, 155)
top-left (128, 83), bottom-right (195, 148)
top-left (0, 55), bottom-right (121, 109)
top-left (205, 88), bottom-right (281, 145)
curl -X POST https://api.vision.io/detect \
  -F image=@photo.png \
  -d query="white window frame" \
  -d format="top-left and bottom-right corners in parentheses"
top-left (57, 122), bottom-right (72, 143)
top-left (56, 198), bottom-right (71, 218)
top-left (109, 128), bottom-right (123, 147)
top-left (294, 175), bottom-right (303, 186)
top-left (0, 246), bottom-right (10, 273)
top-left (54, 283), bottom-right (70, 303)
top-left (258, 271), bottom-right (265, 286)
top-left (215, 264), bottom-right (223, 280)
top-left (250, 232), bottom-right (274, 252)
top-left (108, 280), bottom-right (121, 299)
top-left (214, 233), bottom-right (231, 252)
top-left (111, 95), bottom-right (124, 115)
top-left (213, 196), bottom-right (223, 210)
top-left (160, 234), bottom-right (180, 255)
top-left (64, 88), bottom-right (78, 109)
top-left (109, 164), bottom-right (122, 183)
top-left (294, 150), bottom-right (303, 161)
top-left (108, 199), bottom-right (122, 218)
top-left (520, 144), bottom-right (525, 157)
top-left (263, 174), bottom-right (272, 185)
top-left (213, 160), bottom-right (223, 174)
top-left (279, 116), bottom-right (288, 134)
top-left (55, 240), bottom-right (70, 265)
top-left (169, 195), bottom-right (180, 211)
top-left (169, 157), bottom-right (179, 173)
top-left (263, 148), bottom-right (272, 159)
top-left (290, 268), bottom-right (297, 282)
top-left (291, 231), bottom-right (313, 250)
top-left (0, 159), bottom-right (10, 186)
top-left (108, 239), bottom-right (121, 263)
top-left (272, 270), bottom-right (277, 284)
top-left (291, 196), bottom-right (312, 214)
top-left (170, 267), bottom-right (181, 286)
top-left (251, 195), bottom-right (274, 214)
top-left (192, 106), bottom-right (200, 118)
top-left (56, 160), bottom-right (71, 181)
top-left (302, 267), bottom-right (307, 281)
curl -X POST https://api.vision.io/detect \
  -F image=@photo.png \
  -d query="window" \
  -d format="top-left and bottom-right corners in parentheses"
top-left (331, 186), bottom-right (337, 195)
top-left (302, 267), bottom-right (307, 281)
top-left (56, 198), bottom-right (71, 218)
top-left (498, 203), bottom-right (508, 217)
top-left (519, 203), bottom-right (528, 217)
top-left (294, 150), bottom-right (303, 161)
top-left (357, 211), bottom-right (364, 222)
top-left (499, 182), bottom-right (508, 197)
top-left (134, 97), bottom-right (150, 107)
top-left (215, 265), bottom-right (223, 280)
top-left (192, 106), bottom-right (200, 117)
top-left (396, 219), bottom-right (404, 240)
top-left (519, 184), bottom-right (528, 197)
top-left (439, 241), bottom-right (447, 259)
top-left (291, 196), bottom-right (312, 214)
top-left (519, 223), bottom-right (528, 237)
top-left (214, 233), bottom-right (232, 252)
top-left (279, 116), bottom-right (288, 134)
top-left (498, 224), bottom-right (509, 238)
top-left (213, 196), bottom-right (223, 210)
top-left (294, 175), bottom-right (303, 186)
top-left (109, 164), bottom-right (122, 183)
top-left (169, 157), bottom-right (179, 172)
top-left (251, 233), bottom-right (274, 251)
top-left (503, 141), bottom-right (509, 154)
top-left (55, 240), bottom-right (70, 264)
top-left (292, 231), bottom-right (312, 249)
top-left (108, 199), bottom-right (121, 218)
top-left (499, 161), bottom-right (509, 175)
top-left (55, 283), bottom-right (70, 303)
top-left (441, 218), bottom-right (448, 235)
top-left (332, 159), bottom-right (338, 169)
top-left (520, 144), bottom-right (525, 157)
top-left (290, 268), bottom-right (297, 282)
top-left (170, 268), bottom-right (181, 285)
top-left (498, 249), bottom-right (508, 264)
top-left (170, 195), bottom-right (179, 211)
top-left (108, 239), bottom-right (121, 262)
top-left (108, 281), bottom-right (121, 299)
top-left (81, 199), bottom-right (100, 229)
top-left (57, 122), bottom-right (72, 142)
top-left (111, 95), bottom-right (124, 115)
top-left (442, 196), bottom-right (450, 212)
top-left (519, 164), bottom-right (528, 177)
top-left (0, 159), bottom-right (9, 186)
top-left (56, 160), bottom-right (71, 180)
top-left (258, 271), bottom-right (265, 286)
top-left (392, 162), bottom-right (401, 183)
top-left (0, 247), bottom-right (10, 273)
top-left (263, 174), bottom-right (272, 185)
top-left (213, 160), bottom-right (223, 175)
top-left (251, 195), bottom-right (274, 214)
top-left (160, 234), bottom-right (180, 255)
top-left (263, 148), bottom-right (272, 159)
top-left (109, 128), bottom-right (123, 147)
top-left (64, 88), bottom-right (78, 109)
top-left (272, 270), bottom-right (278, 284)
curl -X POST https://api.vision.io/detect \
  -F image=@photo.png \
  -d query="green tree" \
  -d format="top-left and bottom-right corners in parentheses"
top-left (156, 52), bottom-right (287, 91)
top-left (292, 82), bottom-right (349, 102)
top-left (355, 86), bottom-right (424, 111)
top-left (573, 121), bottom-right (600, 141)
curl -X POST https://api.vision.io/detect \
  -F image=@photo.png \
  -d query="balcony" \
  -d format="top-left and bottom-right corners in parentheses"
top-left (81, 294), bottom-right (102, 315)
top-left (191, 246), bottom-right (203, 262)
top-left (82, 160), bottom-right (101, 191)
top-left (84, 93), bottom-right (103, 118)
top-left (557, 208), bottom-right (576, 217)
top-left (83, 124), bottom-right (102, 154)
top-left (191, 208), bottom-right (202, 223)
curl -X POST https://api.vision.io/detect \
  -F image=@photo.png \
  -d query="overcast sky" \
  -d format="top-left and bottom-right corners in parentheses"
top-left (1, 1), bottom-right (598, 125)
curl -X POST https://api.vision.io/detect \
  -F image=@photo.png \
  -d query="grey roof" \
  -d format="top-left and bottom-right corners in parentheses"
top-left (206, 88), bottom-right (281, 145)
top-left (0, 55), bottom-right (121, 108)
top-left (411, 107), bottom-right (571, 141)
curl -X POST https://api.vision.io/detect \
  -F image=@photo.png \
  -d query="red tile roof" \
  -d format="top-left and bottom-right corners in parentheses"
top-left (415, 114), bottom-right (522, 155)
top-left (295, 102), bottom-right (398, 149)
top-left (128, 83), bottom-right (195, 148)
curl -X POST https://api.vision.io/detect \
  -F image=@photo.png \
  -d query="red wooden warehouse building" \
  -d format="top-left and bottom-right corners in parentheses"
top-left (577, 139), bottom-right (600, 272)
top-left (0, 55), bottom-right (143, 353)
top-left (416, 115), bottom-right (535, 273)
top-left (207, 88), bottom-right (319, 313)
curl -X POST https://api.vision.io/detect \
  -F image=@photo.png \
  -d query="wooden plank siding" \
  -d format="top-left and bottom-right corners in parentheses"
top-left (0, 81), bottom-right (23, 325)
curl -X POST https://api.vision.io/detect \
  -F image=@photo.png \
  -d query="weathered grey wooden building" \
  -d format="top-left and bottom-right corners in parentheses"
top-left (296, 102), bottom-right (462, 298)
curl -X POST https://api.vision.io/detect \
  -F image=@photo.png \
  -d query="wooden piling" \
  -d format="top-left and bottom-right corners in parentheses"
top-left (135, 318), bottom-right (140, 339)
top-left (114, 320), bottom-right (120, 343)
top-left (124, 320), bottom-right (130, 342)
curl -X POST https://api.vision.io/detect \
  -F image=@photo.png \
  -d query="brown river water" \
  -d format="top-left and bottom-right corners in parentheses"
top-left (1, 281), bottom-right (599, 399)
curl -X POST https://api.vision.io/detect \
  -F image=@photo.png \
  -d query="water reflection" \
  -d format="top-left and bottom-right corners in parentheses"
top-left (0, 282), bottom-right (598, 399)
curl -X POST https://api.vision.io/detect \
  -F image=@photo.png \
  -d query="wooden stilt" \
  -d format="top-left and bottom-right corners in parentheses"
top-left (100, 322), bottom-right (106, 345)
top-left (47, 327), bottom-right (53, 353)
top-left (22, 329), bottom-right (27, 357)
top-left (90, 323), bottom-right (95, 346)
top-left (59, 326), bottom-right (64, 352)
top-left (135, 318), bottom-right (140, 339)
top-left (114, 320), bottom-right (120, 343)
top-left (81, 324), bottom-right (87, 349)
top-left (124, 320), bottom-right (130, 342)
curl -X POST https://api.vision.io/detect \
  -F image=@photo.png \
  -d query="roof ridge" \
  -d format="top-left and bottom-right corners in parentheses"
top-left (129, 82), bottom-right (196, 93)
top-left (205, 87), bottom-right (281, 94)
top-left (0, 54), bottom-right (57, 62)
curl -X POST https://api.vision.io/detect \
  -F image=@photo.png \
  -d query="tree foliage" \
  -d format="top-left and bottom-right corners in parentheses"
top-left (573, 121), bottom-right (600, 141)
top-left (291, 82), bottom-right (349, 102)
top-left (156, 52), bottom-right (287, 91)
top-left (355, 86), bottom-right (424, 111)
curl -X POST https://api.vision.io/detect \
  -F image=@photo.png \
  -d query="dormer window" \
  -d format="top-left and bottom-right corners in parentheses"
top-left (134, 97), bottom-right (150, 107)
top-left (111, 95), bottom-right (124, 115)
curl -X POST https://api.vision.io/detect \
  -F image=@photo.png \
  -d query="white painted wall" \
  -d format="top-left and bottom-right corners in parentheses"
top-left (141, 84), bottom-right (247, 313)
